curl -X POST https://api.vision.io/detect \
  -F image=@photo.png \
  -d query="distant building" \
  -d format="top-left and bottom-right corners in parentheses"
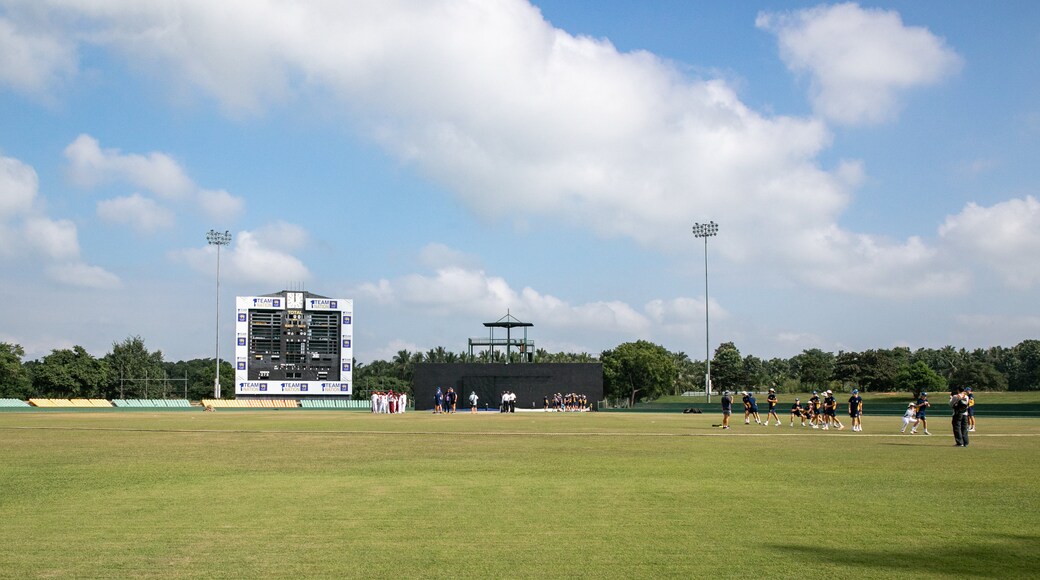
top-left (234, 290), bottom-right (353, 397)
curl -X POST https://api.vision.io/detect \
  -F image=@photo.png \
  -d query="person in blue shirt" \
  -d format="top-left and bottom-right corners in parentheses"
top-left (434, 387), bottom-right (443, 414)
top-left (747, 392), bottom-right (762, 425)
top-left (911, 392), bottom-right (931, 435)
top-left (848, 389), bottom-right (864, 432)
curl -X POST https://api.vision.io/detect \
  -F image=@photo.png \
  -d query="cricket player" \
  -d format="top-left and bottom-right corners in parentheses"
top-left (848, 389), bottom-right (863, 432)
top-left (790, 398), bottom-right (804, 427)
top-left (721, 390), bottom-right (733, 429)
top-left (900, 402), bottom-right (917, 433)
top-left (966, 387), bottom-right (976, 432)
top-left (764, 388), bottom-right (781, 426)
top-left (911, 392), bottom-right (931, 435)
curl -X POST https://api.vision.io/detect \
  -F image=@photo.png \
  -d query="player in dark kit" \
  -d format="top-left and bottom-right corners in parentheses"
top-left (764, 388), bottom-right (781, 426)
top-left (808, 391), bottom-right (821, 429)
top-left (911, 392), bottom-right (931, 435)
top-left (848, 389), bottom-right (864, 432)
top-left (790, 398), bottom-right (804, 427)
top-left (747, 392), bottom-right (762, 425)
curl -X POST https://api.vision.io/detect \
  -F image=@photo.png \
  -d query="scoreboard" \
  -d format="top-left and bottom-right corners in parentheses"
top-left (234, 292), bottom-right (353, 396)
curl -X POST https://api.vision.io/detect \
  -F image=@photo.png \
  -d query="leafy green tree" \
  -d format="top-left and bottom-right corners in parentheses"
top-left (833, 351), bottom-right (861, 391)
top-left (948, 361), bottom-right (1008, 392)
top-left (1009, 340), bottom-right (1040, 391)
top-left (710, 342), bottom-right (745, 392)
top-left (792, 348), bottom-right (835, 390)
top-left (763, 358), bottom-right (793, 390)
top-left (742, 355), bottom-right (768, 388)
top-left (104, 336), bottom-right (165, 398)
top-left (0, 343), bottom-right (32, 399)
top-left (896, 361), bottom-right (947, 398)
top-left (30, 346), bottom-right (110, 398)
top-left (601, 340), bottom-right (678, 406)
top-left (857, 348), bottom-right (909, 392)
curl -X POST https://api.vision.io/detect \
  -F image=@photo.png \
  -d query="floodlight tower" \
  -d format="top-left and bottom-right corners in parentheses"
top-left (692, 221), bottom-right (718, 403)
top-left (206, 229), bottom-right (232, 398)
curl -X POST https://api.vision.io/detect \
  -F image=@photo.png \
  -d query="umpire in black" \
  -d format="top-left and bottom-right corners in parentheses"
top-left (950, 386), bottom-right (970, 447)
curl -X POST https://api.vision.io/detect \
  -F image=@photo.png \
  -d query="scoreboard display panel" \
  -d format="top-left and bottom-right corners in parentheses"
top-left (234, 292), bottom-right (353, 396)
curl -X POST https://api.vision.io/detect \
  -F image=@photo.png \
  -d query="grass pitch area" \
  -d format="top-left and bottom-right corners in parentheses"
top-left (2, 411), bottom-right (1038, 579)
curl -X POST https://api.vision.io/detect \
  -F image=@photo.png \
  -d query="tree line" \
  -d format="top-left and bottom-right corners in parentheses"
top-left (2, 337), bottom-right (1037, 403)
top-left (0, 336), bottom-right (234, 400)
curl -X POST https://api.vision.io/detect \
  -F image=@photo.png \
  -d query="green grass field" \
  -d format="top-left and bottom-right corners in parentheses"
top-left (2, 410), bottom-right (1038, 579)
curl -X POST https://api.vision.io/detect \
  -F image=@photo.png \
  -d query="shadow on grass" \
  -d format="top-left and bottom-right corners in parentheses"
top-left (768, 534), bottom-right (1039, 578)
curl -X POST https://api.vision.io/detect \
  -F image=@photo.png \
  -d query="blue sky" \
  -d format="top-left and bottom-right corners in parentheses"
top-left (1, 0), bottom-right (1037, 363)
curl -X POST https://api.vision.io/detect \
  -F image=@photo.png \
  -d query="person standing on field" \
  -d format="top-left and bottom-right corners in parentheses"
top-left (966, 387), bottom-right (976, 432)
top-left (720, 391), bottom-right (733, 429)
top-left (848, 389), bottom-right (863, 432)
top-left (950, 386), bottom-right (970, 447)
top-left (469, 391), bottom-right (479, 413)
top-left (763, 388), bottom-right (781, 426)
top-left (911, 392), bottom-right (931, 435)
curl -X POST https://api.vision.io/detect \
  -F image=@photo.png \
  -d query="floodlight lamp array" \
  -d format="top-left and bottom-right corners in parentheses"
top-left (206, 229), bottom-right (232, 246)
top-left (691, 221), bottom-right (719, 238)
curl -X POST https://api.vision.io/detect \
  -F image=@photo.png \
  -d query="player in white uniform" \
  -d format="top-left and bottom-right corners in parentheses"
top-left (900, 402), bottom-right (916, 433)
top-left (371, 392), bottom-right (378, 413)
top-left (399, 393), bottom-right (407, 413)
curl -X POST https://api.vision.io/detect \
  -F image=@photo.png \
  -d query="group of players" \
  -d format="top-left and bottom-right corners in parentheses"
top-left (725, 387), bottom-right (977, 434)
top-left (897, 388), bottom-right (977, 435)
top-left (543, 393), bottom-right (590, 412)
top-left (732, 387), bottom-right (864, 431)
top-left (371, 390), bottom-right (408, 414)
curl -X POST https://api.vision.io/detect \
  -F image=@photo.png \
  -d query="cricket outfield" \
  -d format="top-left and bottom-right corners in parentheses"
top-left (1, 410), bottom-right (1038, 579)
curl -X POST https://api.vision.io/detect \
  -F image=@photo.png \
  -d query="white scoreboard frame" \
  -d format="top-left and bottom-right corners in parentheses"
top-left (234, 295), bottom-right (353, 396)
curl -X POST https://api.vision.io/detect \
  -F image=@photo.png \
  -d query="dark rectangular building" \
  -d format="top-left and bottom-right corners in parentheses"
top-left (412, 363), bottom-right (603, 411)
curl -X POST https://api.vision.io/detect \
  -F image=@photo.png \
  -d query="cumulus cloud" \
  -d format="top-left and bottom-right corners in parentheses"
top-left (173, 226), bottom-right (310, 284)
top-left (97, 193), bottom-right (175, 233)
top-left (197, 188), bottom-right (246, 221)
top-left (354, 257), bottom-right (723, 338)
top-left (757, 3), bottom-right (962, 125)
top-left (940, 196), bottom-right (1040, 289)
top-left (46, 262), bottom-right (121, 288)
top-left (65, 134), bottom-right (246, 223)
top-left (419, 242), bottom-right (481, 270)
top-left (0, 153), bottom-right (120, 285)
top-left (11, 1), bottom-right (965, 299)
top-left (0, 154), bottom-right (38, 217)
top-left (65, 134), bottom-right (195, 199)
top-left (0, 16), bottom-right (76, 97)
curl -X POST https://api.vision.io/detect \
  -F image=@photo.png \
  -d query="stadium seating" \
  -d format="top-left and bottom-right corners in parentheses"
top-left (0, 398), bottom-right (30, 407)
top-left (299, 399), bottom-right (371, 409)
top-left (200, 399), bottom-right (300, 408)
top-left (112, 399), bottom-right (193, 408)
top-left (29, 398), bottom-right (112, 408)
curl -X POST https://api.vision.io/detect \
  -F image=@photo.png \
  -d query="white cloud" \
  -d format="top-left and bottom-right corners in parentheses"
top-left (22, 215), bottom-right (79, 260)
top-left (64, 134), bottom-right (245, 224)
top-left (46, 261), bottom-right (121, 288)
top-left (0, 154), bottom-right (119, 287)
top-left (97, 193), bottom-right (175, 233)
top-left (939, 196), bottom-right (1040, 289)
top-left (172, 226), bottom-right (310, 285)
top-left (354, 259), bottom-right (724, 338)
top-left (65, 134), bottom-right (195, 199)
top-left (197, 188), bottom-right (246, 221)
top-left (788, 225), bottom-right (969, 299)
top-left (419, 242), bottom-right (481, 270)
top-left (757, 3), bottom-right (962, 125)
top-left (13, 2), bottom-right (963, 299)
top-left (0, 154), bottom-right (38, 217)
top-left (0, 16), bottom-right (76, 98)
